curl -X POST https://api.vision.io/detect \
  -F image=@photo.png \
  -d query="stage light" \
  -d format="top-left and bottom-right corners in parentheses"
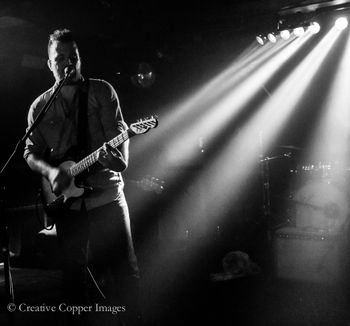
top-left (256, 35), bottom-right (267, 45)
top-left (293, 27), bottom-right (305, 37)
top-left (335, 17), bottom-right (348, 30)
top-left (267, 32), bottom-right (277, 43)
top-left (280, 29), bottom-right (291, 40)
top-left (308, 22), bottom-right (321, 34)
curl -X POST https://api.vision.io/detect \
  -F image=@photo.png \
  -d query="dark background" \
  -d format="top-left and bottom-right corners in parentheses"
top-left (1, 0), bottom-right (349, 265)
top-left (1, 1), bottom-right (350, 326)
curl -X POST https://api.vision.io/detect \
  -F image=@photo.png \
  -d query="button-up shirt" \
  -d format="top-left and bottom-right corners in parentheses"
top-left (24, 78), bottom-right (126, 210)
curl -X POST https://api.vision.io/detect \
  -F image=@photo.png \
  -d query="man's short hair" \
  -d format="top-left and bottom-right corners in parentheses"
top-left (48, 29), bottom-right (76, 56)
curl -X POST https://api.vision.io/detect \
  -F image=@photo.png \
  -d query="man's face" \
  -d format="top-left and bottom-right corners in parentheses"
top-left (47, 40), bottom-right (82, 83)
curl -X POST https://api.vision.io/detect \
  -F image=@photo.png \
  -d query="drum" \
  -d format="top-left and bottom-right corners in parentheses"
top-left (293, 180), bottom-right (349, 234)
top-left (297, 162), bottom-right (333, 181)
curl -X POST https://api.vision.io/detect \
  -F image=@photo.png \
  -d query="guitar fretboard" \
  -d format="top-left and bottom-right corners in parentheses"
top-left (69, 129), bottom-right (132, 177)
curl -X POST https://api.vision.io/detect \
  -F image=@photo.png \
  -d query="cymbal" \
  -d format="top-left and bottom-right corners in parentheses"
top-left (278, 145), bottom-right (302, 151)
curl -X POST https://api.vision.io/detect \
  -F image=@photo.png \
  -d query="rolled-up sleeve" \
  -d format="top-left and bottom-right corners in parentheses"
top-left (96, 80), bottom-right (127, 140)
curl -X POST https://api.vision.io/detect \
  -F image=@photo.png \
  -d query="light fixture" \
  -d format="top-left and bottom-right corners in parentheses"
top-left (308, 22), bottom-right (321, 34)
top-left (293, 27), bottom-right (305, 37)
top-left (256, 35), bottom-right (267, 45)
top-left (335, 17), bottom-right (348, 30)
top-left (280, 29), bottom-right (291, 40)
top-left (267, 32), bottom-right (277, 43)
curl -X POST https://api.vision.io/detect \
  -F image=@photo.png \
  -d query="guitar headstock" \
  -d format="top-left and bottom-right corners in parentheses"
top-left (129, 116), bottom-right (158, 135)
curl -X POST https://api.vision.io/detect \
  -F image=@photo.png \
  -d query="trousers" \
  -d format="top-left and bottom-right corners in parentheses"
top-left (54, 191), bottom-right (140, 324)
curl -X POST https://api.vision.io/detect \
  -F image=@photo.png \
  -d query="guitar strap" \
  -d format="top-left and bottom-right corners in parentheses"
top-left (41, 79), bottom-right (91, 220)
top-left (77, 79), bottom-right (90, 213)
top-left (75, 78), bottom-right (91, 206)
top-left (77, 78), bottom-right (90, 160)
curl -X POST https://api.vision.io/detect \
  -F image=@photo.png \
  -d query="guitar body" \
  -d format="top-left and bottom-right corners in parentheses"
top-left (41, 160), bottom-right (85, 211)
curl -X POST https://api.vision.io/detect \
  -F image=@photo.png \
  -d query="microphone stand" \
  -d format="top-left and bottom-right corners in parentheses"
top-left (0, 71), bottom-right (72, 315)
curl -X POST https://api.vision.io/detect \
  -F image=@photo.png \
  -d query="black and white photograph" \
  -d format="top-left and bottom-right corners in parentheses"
top-left (1, 1), bottom-right (350, 325)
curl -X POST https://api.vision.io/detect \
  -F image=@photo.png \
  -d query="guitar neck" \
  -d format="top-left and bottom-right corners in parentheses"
top-left (69, 129), bottom-right (134, 177)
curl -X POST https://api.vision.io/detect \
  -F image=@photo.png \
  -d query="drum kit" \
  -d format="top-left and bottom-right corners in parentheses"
top-left (264, 145), bottom-right (350, 235)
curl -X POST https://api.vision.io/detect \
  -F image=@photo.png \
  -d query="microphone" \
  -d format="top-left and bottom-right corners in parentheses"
top-left (64, 65), bottom-right (75, 78)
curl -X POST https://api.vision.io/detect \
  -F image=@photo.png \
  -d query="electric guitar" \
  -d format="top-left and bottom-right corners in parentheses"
top-left (41, 116), bottom-right (158, 211)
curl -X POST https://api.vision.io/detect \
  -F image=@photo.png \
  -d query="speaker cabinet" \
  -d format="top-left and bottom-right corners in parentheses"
top-left (273, 227), bottom-right (348, 284)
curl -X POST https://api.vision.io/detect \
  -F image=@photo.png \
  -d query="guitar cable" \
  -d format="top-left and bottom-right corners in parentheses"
top-left (35, 188), bottom-right (54, 231)
top-left (81, 248), bottom-right (107, 300)
top-left (86, 265), bottom-right (107, 300)
top-left (34, 188), bottom-right (106, 300)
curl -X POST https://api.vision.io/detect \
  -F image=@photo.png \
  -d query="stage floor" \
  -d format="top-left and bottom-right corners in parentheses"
top-left (1, 240), bottom-right (350, 326)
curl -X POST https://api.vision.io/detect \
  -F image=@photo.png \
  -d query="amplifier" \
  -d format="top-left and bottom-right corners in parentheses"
top-left (273, 226), bottom-right (348, 284)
